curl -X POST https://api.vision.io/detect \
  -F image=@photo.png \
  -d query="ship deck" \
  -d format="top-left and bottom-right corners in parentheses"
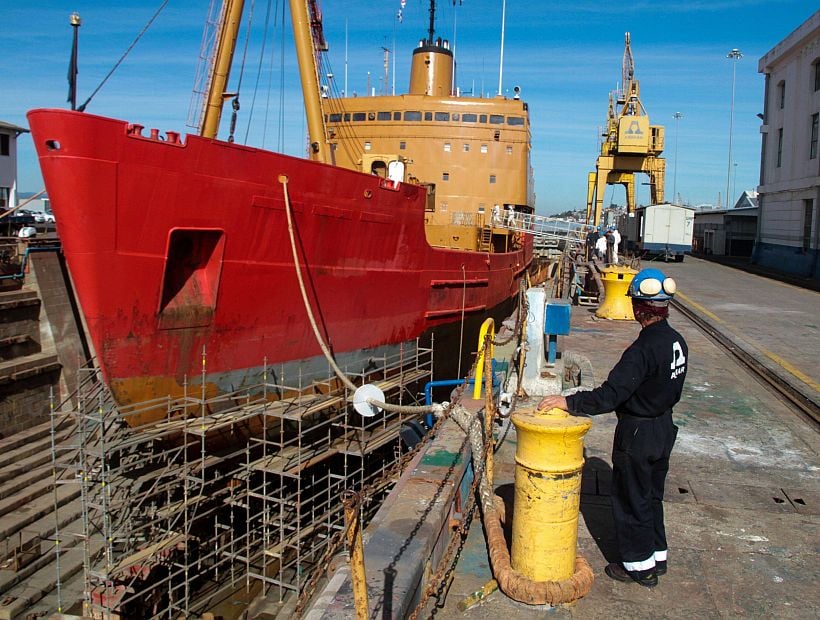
top-left (308, 255), bottom-right (819, 619)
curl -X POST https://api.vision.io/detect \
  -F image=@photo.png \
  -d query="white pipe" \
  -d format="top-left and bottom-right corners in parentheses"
top-left (497, 0), bottom-right (506, 96)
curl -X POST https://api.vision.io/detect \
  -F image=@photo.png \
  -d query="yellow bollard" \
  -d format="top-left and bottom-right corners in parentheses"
top-left (510, 406), bottom-right (592, 582)
top-left (595, 265), bottom-right (638, 320)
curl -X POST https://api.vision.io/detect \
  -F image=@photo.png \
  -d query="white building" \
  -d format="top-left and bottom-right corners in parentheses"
top-left (0, 121), bottom-right (29, 210)
top-left (755, 11), bottom-right (820, 279)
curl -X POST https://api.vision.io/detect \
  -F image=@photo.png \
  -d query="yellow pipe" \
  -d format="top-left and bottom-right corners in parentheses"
top-left (510, 406), bottom-right (591, 581)
top-left (200, 0), bottom-right (245, 139)
top-left (342, 492), bottom-right (368, 618)
top-left (472, 318), bottom-right (495, 400)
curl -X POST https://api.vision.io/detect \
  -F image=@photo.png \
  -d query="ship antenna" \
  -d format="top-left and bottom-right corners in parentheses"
top-left (428, 0), bottom-right (435, 44)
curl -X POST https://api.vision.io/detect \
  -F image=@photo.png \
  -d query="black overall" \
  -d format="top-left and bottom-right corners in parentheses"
top-left (566, 319), bottom-right (688, 567)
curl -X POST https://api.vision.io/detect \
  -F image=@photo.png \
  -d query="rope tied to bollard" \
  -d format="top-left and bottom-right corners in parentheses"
top-left (446, 404), bottom-right (595, 606)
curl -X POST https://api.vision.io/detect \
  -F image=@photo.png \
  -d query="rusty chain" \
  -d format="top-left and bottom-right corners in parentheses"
top-left (295, 280), bottom-right (527, 617)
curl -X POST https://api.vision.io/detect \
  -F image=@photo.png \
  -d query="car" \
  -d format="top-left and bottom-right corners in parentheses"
top-left (33, 212), bottom-right (56, 223)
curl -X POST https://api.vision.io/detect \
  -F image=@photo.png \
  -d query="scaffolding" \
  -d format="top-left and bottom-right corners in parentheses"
top-left (50, 339), bottom-right (434, 618)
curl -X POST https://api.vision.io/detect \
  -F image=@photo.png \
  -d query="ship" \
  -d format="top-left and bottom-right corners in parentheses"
top-left (27, 0), bottom-right (533, 426)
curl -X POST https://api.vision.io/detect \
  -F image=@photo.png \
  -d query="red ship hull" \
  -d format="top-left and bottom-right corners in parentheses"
top-left (28, 109), bottom-right (531, 422)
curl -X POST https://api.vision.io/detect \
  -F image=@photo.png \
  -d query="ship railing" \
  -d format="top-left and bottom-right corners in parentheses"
top-left (492, 211), bottom-right (587, 245)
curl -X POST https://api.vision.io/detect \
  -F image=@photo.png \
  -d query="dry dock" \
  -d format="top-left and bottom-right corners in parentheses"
top-left (437, 256), bottom-right (819, 618)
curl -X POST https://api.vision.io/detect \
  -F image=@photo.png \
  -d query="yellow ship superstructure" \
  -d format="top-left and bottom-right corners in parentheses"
top-left (323, 36), bottom-right (534, 253)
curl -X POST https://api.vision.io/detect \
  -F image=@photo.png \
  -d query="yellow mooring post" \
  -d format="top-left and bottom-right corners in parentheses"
top-left (510, 406), bottom-right (592, 581)
top-left (595, 265), bottom-right (638, 321)
top-left (342, 491), bottom-right (368, 619)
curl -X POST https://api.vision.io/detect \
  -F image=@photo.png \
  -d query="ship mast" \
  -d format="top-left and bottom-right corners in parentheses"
top-left (201, 0), bottom-right (245, 139)
top-left (289, 0), bottom-right (331, 164)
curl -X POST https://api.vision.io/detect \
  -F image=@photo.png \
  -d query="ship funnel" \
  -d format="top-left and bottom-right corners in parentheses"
top-left (409, 39), bottom-right (454, 96)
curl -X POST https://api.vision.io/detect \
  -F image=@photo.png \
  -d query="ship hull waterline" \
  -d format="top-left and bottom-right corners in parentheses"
top-left (28, 109), bottom-right (531, 426)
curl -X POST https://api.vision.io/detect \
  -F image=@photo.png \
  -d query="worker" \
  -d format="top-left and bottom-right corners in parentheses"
top-left (611, 226), bottom-right (622, 264)
top-left (586, 226), bottom-right (599, 261)
top-left (537, 268), bottom-right (688, 588)
top-left (594, 231), bottom-right (607, 261)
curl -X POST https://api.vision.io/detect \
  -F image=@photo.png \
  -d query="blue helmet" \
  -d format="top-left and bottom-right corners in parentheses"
top-left (628, 268), bottom-right (677, 302)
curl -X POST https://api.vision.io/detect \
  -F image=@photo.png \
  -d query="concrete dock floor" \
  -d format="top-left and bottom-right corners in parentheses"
top-left (437, 257), bottom-right (819, 619)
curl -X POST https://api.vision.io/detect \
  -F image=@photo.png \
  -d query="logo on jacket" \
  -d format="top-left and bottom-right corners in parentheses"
top-left (670, 342), bottom-right (686, 379)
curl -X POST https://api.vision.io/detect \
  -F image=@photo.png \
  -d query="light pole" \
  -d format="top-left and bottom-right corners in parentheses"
top-left (732, 162), bottom-right (738, 206)
top-left (726, 48), bottom-right (743, 209)
top-left (672, 112), bottom-right (683, 204)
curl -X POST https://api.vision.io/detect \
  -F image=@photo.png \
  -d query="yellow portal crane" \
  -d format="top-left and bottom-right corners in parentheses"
top-left (586, 33), bottom-right (665, 226)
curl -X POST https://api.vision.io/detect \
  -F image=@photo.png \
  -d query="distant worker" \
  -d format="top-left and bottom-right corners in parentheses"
top-left (505, 205), bottom-right (516, 227)
top-left (595, 231), bottom-right (607, 261)
top-left (605, 228), bottom-right (616, 263)
top-left (611, 226), bottom-right (622, 264)
top-left (586, 226), bottom-right (599, 261)
top-left (538, 268), bottom-right (688, 588)
top-left (492, 204), bottom-right (502, 226)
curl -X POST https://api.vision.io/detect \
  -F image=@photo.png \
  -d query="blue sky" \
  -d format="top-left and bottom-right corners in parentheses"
top-left (1, 1), bottom-right (815, 214)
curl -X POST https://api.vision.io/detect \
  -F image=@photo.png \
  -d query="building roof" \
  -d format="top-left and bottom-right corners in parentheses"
top-left (0, 120), bottom-right (29, 133)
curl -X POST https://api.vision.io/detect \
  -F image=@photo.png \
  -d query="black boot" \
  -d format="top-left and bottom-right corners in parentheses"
top-left (605, 562), bottom-right (658, 587)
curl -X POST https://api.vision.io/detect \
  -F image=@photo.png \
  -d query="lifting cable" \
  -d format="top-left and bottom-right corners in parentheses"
top-left (76, 0), bottom-right (169, 113)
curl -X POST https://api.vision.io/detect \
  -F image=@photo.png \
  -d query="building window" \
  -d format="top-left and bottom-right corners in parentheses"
top-left (0, 187), bottom-right (8, 208)
top-left (778, 81), bottom-right (785, 109)
top-left (803, 200), bottom-right (814, 252)
top-left (442, 172), bottom-right (450, 181)
top-left (776, 128), bottom-right (783, 167)
top-left (811, 113), bottom-right (819, 160)
top-left (489, 174), bottom-right (496, 184)
top-left (463, 143), bottom-right (470, 152)
top-left (815, 60), bottom-right (820, 91)
top-left (480, 144), bottom-right (488, 154)
top-left (0, 134), bottom-right (8, 156)
top-left (444, 142), bottom-right (451, 152)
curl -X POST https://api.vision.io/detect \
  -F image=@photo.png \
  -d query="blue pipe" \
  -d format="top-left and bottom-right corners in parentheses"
top-left (0, 243), bottom-right (61, 281)
top-left (423, 360), bottom-right (502, 427)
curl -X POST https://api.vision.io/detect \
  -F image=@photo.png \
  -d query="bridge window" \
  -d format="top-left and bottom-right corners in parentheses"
top-left (480, 114), bottom-right (487, 123)
top-left (404, 111), bottom-right (422, 121)
top-left (442, 172), bottom-right (450, 181)
top-left (353, 112), bottom-right (366, 121)
top-left (399, 141), bottom-right (406, 150)
top-left (490, 115), bottom-right (504, 124)
top-left (506, 146), bottom-right (513, 155)
top-left (463, 143), bottom-right (470, 152)
top-left (489, 174), bottom-right (496, 184)
top-left (394, 111), bottom-right (402, 120)
top-left (480, 144), bottom-right (488, 154)
top-left (364, 141), bottom-right (372, 151)
top-left (444, 142), bottom-right (451, 152)
top-left (344, 113), bottom-right (351, 121)
top-left (507, 116), bottom-right (525, 126)
top-left (435, 112), bottom-right (450, 121)
top-left (462, 113), bottom-right (477, 123)
top-left (377, 111), bottom-right (391, 120)
top-left (328, 113), bottom-right (342, 122)
top-left (424, 112), bottom-right (433, 121)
